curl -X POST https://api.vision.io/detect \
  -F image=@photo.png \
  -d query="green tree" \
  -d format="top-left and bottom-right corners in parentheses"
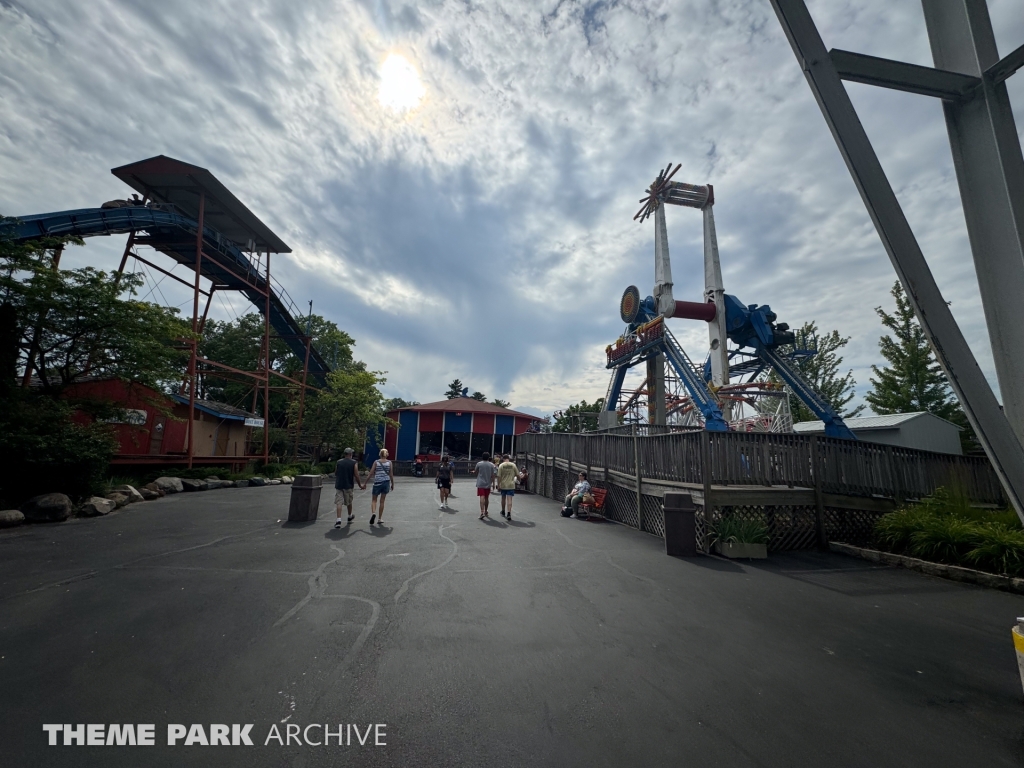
top-left (470, 391), bottom-right (487, 402)
top-left (288, 368), bottom-right (393, 463)
top-left (384, 397), bottom-right (418, 411)
top-left (866, 282), bottom-right (978, 452)
top-left (866, 282), bottom-right (958, 420)
top-left (552, 398), bottom-right (605, 433)
top-left (445, 379), bottom-right (465, 399)
top-left (771, 321), bottom-right (863, 422)
top-left (491, 398), bottom-right (510, 409)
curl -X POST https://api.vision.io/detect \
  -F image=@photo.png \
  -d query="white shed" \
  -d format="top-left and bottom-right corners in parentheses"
top-left (792, 412), bottom-right (962, 455)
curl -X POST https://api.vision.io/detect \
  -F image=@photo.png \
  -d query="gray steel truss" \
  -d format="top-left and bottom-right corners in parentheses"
top-left (768, 0), bottom-right (1024, 520)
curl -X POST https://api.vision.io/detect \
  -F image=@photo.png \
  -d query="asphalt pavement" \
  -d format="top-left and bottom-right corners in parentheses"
top-left (2, 478), bottom-right (1023, 767)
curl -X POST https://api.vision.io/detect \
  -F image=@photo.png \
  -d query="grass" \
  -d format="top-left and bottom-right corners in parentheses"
top-left (874, 487), bottom-right (1024, 577)
top-left (709, 516), bottom-right (769, 546)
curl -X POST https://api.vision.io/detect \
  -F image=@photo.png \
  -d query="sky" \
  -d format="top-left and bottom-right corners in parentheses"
top-left (1, 0), bottom-right (1022, 418)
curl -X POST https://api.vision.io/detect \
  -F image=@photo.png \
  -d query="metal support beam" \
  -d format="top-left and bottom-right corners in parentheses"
top-left (646, 354), bottom-right (667, 426)
top-left (923, 0), bottom-right (1024, 450)
top-left (830, 49), bottom-right (980, 100)
top-left (187, 192), bottom-right (205, 469)
top-left (987, 42), bottom-right (1024, 86)
top-left (768, 0), bottom-right (1024, 520)
top-left (263, 252), bottom-right (271, 465)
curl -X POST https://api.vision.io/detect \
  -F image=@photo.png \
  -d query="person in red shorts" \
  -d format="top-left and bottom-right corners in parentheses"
top-left (473, 451), bottom-right (497, 520)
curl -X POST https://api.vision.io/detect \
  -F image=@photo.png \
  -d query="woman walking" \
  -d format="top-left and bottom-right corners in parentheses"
top-left (368, 448), bottom-right (395, 525)
top-left (436, 455), bottom-right (454, 509)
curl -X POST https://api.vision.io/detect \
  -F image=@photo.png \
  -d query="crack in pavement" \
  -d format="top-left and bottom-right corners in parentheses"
top-left (273, 545), bottom-right (346, 627)
top-left (393, 524), bottom-right (458, 604)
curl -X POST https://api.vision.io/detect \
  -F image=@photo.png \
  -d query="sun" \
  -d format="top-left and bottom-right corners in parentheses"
top-left (378, 53), bottom-right (425, 113)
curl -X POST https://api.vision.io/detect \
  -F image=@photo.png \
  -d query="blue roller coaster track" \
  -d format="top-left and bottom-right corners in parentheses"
top-left (2, 206), bottom-right (332, 383)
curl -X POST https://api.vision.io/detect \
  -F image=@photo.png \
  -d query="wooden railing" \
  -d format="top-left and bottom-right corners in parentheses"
top-left (517, 430), bottom-right (1004, 504)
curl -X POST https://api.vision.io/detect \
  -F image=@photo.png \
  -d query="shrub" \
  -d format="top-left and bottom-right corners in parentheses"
top-left (874, 487), bottom-right (1024, 576)
top-left (710, 516), bottom-right (769, 546)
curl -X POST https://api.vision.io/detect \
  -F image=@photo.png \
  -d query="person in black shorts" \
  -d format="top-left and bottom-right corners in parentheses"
top-left (436, 455), bottom-right (453, 509)
top-left (334, 447), bottom-right (365, 528)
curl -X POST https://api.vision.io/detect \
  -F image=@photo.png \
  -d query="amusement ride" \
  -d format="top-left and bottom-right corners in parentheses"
top-left (599, 163), bottom-right (857, 440)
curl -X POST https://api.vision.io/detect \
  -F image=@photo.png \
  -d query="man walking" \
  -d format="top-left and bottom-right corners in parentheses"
top-left (497, 454), bottom-right (519, 520)
top-left (436, 455), bottom-right (454, 509)
top-left (334, 447), bottom-right (365, 528)
top-left (473, 451), bottom-right (497, 520)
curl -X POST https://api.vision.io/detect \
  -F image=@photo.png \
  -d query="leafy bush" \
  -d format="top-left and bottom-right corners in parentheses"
top-left (0, 391), bottom-right (117, 506)
top-left (874, 487), bottom-right (1024, 576)
top-left (710, 516), bottom-right (769, 546)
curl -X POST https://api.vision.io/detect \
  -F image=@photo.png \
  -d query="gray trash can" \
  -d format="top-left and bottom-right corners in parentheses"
top-left (288, 474), bottom-right (323, 523)
top-left (663, 492), bottom-right (697, 557)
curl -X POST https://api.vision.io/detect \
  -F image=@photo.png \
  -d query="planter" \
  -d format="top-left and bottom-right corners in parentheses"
top-left (715, 541), bottom-right (767, 559)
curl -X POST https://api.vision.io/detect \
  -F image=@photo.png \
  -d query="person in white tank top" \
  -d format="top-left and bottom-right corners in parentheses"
top-left (368, 448), bottom-right (395, 525)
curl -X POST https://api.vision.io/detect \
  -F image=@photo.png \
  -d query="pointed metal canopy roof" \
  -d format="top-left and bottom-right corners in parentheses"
top-left (111, 155), bottom-right (290, 253)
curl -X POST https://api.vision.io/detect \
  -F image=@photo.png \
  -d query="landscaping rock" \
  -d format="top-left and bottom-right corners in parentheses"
top-left (154, 477), bottom-right (183, 494)
top-left (142, 482), bottom-right (165, 497)
top-left (139, 487), bottom-right (160, 501)
top-left (79, 497), bottom-right (116, 517)
top-left (269, 479), bottom-right (282, 485)
top-left (179, 478), bottom-right (207, 492)
top-left (105, 492), bottom-right (129, 508)
top-left (205, 476), bottom-right (221, 482)
top-left (249, 477), bottom-right (267, 487)
top-left (0, 509), bottom-right (25, 527)
top-left (20, 493), bottom-right (73, 523)
top-left (233, 479), bottom-right (250, 487)
top-left (280, 476), bottom-right (293, 484)
top-left (112, 485), bottom-right (144, 503)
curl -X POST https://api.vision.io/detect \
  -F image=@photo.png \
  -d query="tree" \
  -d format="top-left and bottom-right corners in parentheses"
top-left (866, 282), bottom-right (978, 452)
top-left (445, 379), bottom-right (465, 399)
top-left (552, 398), bottom-right (605, 433)
top-left (866, 282), bottom-right (958, 420)
top-left (491, 398), bottom-right (510, 409)
top-left (384, 397), bottom-right (418, 411)
top-left (287, 368), bottom-right (392, 463)
top-left (771, 321), bottom-right (863, 422)
top-left (470, 391), bottom-right (487, 402)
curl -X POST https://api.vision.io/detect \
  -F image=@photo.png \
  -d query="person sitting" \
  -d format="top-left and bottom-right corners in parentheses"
top-left (562, 471), bottom-right (591, 517)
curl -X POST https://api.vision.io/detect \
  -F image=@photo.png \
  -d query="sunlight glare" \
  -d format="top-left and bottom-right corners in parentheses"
top-left (378, 53), bottom-right (425, 113)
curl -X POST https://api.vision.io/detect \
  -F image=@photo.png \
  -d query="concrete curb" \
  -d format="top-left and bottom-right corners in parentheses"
top-left (830, 542), bottom-right (1024, 595)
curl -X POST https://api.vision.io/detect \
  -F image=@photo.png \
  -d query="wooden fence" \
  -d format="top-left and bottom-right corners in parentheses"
top-left (517, 430), bottom-right (1003, 552)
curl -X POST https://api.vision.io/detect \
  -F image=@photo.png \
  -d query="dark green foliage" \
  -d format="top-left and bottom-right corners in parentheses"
top-left (491, 398), bottom-right (510, 409)
top-left (709, 516), bottom-right (769, 545)
top-left (444, 379), bottom-right (465, 399)
top-left (771, 321), bottom-right (862, 422)
top-left (384, 397), bottom-right (418, 410)
top-left (470, 391), bottom-right (487, 401)
top-left (551, 398), bottom-right (605, 433)
top-left (0, 390), bottom-right (116, 506)
top-left (874, 487), bottom-right (1024, 575)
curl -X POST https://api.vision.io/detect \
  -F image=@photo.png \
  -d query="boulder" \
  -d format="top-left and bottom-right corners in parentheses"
top-left (269, 479), bottom-right (282, 485)
top-left (142, 482), bottom-right (165, 497)
top-left (79, 497), bottom-right (116, 517)
top-left (233, 479), bottom-right (250, 487)
top-left (154, 477), bottom-right (183, 494)
top-left (205, 476), bottom-right (221, 482)
top-left (20, 493), bottom-right (73, 523)
top-left (112, 485), bottom-right (144, 503)
top-left (105, 492), bottom-right (129, 508)
top-left (139, 487), bottom-right (160, 501)
top-left (0, 509), bottom-right (25, 527)
top-left (280, 476), bottom-right (293, 484)
top-left (249, 477), bottom-right (267, 487)
top-left (180, 478), bottom-right (207, 492)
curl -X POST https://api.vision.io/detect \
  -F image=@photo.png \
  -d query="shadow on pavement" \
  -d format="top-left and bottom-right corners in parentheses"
top-left (506, 519), bottom-right (536, 528)
top-left (280, 520), bottom-right (317, 529)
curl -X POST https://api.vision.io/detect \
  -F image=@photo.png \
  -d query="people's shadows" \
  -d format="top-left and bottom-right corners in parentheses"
top-left (482, 517), bottom-right (507, 528)
top-left (506, 518), bottom-right (536, 528)
top-left (281, 520), bottom-right (318, 529)
top-left (323, 524), bottom-right (393, 539)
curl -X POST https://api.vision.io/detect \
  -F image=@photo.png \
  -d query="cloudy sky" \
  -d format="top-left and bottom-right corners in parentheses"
top-left (1, 0), bottom-right (1022, 417)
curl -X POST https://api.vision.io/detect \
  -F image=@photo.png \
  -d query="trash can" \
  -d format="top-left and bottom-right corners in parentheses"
top-left (288, 474), bottom-right (323, 523)
top-left (663, 492), bottom-right (697, 557)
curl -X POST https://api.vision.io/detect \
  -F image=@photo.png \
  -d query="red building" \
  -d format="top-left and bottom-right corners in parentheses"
top-left (376, 397), bottom-right (540, 461)
top-left (65, 379), bottom-right (263, 468)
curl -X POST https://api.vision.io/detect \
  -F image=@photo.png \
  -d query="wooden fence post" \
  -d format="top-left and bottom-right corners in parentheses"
top-left (633, 424), bottom-right (643, 532)
top-left (811, 435), bottom-right (827, 550)
top-left (701, 430), bottom-right (713, 547)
